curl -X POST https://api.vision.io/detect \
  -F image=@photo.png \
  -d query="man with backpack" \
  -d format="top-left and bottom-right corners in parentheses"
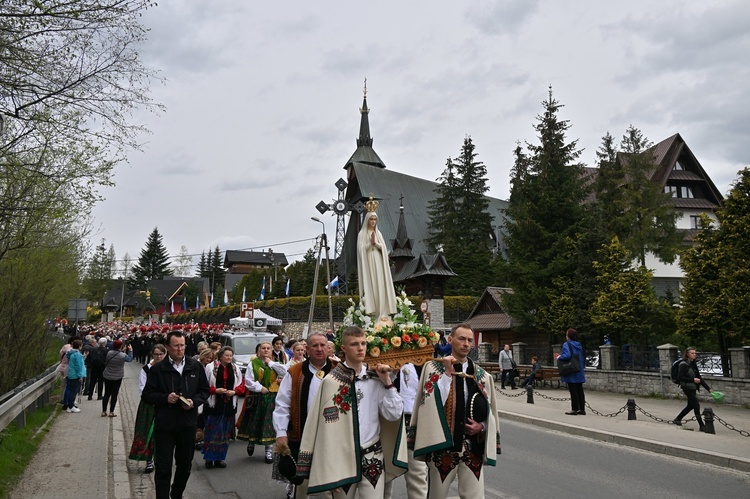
top-left (87, 337), bottom-right (108, 400)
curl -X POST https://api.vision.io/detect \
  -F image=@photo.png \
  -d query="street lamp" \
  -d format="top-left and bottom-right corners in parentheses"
top-left (308, 217), bottom-right (335, 337)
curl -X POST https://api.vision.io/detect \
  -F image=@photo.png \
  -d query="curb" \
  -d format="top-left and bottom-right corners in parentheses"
top-left (499, 409), bottom-right (750, 473)
top-left (112, 414), bottom-right (132, 498)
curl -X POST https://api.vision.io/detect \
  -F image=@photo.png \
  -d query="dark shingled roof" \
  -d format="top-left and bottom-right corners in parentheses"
top-left (224, 250), bottom-right (288, 268)
top-left (341, 163), bottom-right (509, 277)
top-left (464, 287), bottom-right (516, 331)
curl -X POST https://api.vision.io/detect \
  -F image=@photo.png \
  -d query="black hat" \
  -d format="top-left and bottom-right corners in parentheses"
top-left (278, 454), bottom-right (304, 485)
top-left (469, 392), bottom-right (489, 423)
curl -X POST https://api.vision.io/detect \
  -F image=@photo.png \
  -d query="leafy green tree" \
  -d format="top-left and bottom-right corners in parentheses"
top-left (427, 136), bottom-right (494, 295)
top-left (0, 1), bottom-right (161, 268)
top-left (503, 88), bottom-right (587, 335)
top-left (130, 227), bottom-right (172, 289)
top-left (0, 238), bottom-right (81, 393)
top-left (679, 168), bottom-right (750, 352)
top-left (590, 237), bottom-right (673, 347)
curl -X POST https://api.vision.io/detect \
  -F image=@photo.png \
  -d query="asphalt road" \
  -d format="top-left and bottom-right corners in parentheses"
top-left (174, 419), bottom-right (750, 499)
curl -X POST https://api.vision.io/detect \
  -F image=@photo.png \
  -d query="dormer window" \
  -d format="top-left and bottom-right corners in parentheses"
top-left (673, 160), bottom-right (685, 171)
top-left (664, 184), bottom-right (694, 198)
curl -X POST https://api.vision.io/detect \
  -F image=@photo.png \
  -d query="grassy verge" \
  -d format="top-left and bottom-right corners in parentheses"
top-left (0, 402), bottom-right (58, 499)
top-left (45, 336), bottom-right (65, 366)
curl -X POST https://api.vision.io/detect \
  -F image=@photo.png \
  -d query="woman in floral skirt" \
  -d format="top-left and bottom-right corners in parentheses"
top-left (128, 343), bottom-right (167, 473)
top-left (202, 347), bottom-right (245, 468)
top-left (236, 341), bottom-right (287, 463)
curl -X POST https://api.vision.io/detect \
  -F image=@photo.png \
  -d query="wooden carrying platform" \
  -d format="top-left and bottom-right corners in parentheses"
top-left (365, 346), bottom-right (434, 370)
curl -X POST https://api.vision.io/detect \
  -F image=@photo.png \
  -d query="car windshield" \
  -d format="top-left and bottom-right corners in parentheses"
top-left (231, 336), bottom-right (273, 356)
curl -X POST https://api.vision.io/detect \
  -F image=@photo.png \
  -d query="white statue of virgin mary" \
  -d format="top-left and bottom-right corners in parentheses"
top-left (357, 196), bottom-right (397, 319)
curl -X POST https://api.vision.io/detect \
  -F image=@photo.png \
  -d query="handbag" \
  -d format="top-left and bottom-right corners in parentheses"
top-left (558, 341), bottom-right (581, 376)
top-left (510, 358), bottom-right (517, 369)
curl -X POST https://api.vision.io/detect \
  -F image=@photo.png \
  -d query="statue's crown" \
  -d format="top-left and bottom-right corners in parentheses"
top-left (365, 193), bottom-right (379, 213)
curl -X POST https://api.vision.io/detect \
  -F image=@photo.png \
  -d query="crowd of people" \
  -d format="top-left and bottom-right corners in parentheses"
top-left (55, 320), bottom-right (503, 499)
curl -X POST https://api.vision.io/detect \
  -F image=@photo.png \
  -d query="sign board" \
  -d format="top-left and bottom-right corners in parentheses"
top-left (67, 298), bottom-right (88, 322)
top-left (240, 302), bottom-right (254, 318)
top-left (420, 300), bottom-right (428, 313)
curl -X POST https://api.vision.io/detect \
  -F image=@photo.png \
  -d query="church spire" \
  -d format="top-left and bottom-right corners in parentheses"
top-left (357, 78), bottom-right (373, 147)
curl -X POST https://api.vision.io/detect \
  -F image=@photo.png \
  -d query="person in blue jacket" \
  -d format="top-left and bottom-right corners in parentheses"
top-left (558, 328), bottom-right (586, 415)
top-left (64, 339), bottom-right (87, 413)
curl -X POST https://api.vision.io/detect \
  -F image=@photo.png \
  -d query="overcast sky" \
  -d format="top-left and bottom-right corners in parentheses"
top-left (90, 0), bottom-right (750, 274)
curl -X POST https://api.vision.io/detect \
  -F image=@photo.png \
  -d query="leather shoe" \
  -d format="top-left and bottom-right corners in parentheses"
top-left (205, 460), bottom-right (214, 469)
top-left (565, 411), bottom-right (578, 415)
top-left (247, 443), bottom-right (255, 456)
top-left (144, 461), bottom-right (154, 473)
top-left (672, 419), bottom-right (682, 426)
top-left (214, 461), bottom-right (227, 468)
top-left (577, 410), bottom-right (586, 415)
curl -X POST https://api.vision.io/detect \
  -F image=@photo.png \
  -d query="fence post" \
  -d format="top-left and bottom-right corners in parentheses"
top-left (728, 347), bottom-right (750, 378)
top-left (526, 385), bottom-right (534, 404)
top-left (627, 398), bottom-right (636, 420)
top-left (702, 407), bottom-right (715, 434)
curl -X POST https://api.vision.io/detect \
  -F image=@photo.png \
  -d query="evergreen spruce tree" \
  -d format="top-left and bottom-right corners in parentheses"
top-left (503, 88), bottom-right (587, 334)
top-left (209, 246), bottom-right (224, 295)
top-left (197, 251), bottom-right (208, 277)
top-left (130, 228), bottom-right (172, 289)
top-left (83, 239), bottom-right (116, 305)
top-left (427, 137), bottom-right (493, 295)
top-left (679, 168), bottom-right (750, 353)
top-left (617, 126), bottom-right (681, 267)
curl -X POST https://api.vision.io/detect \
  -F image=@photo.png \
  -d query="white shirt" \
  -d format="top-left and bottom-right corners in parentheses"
top-left (244, 360), bottom-right (287, 392)
top-left (169, 356), bottom-right (185, 375)
top-left (273, 361), bottom-right (327, 438)
top-left (348, 363), bottom-right (403, 446)
top-left (399, 363), bottom-right (419, 416)
top-left (437, 359), bottom-right (469, 406)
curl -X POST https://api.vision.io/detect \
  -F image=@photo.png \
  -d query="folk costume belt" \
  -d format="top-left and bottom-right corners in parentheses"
top-left (361, 440), bottom-right (382, 455)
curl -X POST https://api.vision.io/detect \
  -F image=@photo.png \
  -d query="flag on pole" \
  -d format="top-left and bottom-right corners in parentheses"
top-left (196, 295), bottom-right (200, 311)
top-left (325, 275), bottom-right (339, 291)
top-left (242, 287), bottom-right (246, 302)
top-left (223, 289), bottom-right (228, 305)
top-left (210, 293), bottom-right (214, 308)
top-left (170, 300), bottom-right (174, 314)
top-left (285, 279), bottom-right (290, 297)
top-left (259, 276), bottom-right (266, 300)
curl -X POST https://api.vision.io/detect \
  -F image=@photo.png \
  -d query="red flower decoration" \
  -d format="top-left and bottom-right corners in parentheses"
top-left (340, 386), bottom-right (349, 395)
top-left (430, 373), bottom-right (440, 382)
top-left (412, 334), bottom-right (420, 341)
top-left (341, 402), bottom-right (350, 411)
top-left (402, 334), bottom-right (411, 343)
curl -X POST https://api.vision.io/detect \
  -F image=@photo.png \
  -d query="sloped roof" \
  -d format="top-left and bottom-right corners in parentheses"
top-left (463, 287), bottom-right (516, 331)
top-left (392, 254), bottom-right (457, 282)
top-left (224, 250), bottom-right (288, 268)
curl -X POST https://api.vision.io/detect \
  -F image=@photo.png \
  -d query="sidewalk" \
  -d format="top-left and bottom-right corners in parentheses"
top-left (12, 369), bottom-right (750, 498)
top-left (495, 384), bottom-right (750, 472)
top-left (12, 363), bottom-right (146, 499)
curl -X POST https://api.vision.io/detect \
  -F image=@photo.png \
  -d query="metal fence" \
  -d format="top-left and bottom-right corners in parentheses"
top-left (0, 363), bottom-right (59, 433)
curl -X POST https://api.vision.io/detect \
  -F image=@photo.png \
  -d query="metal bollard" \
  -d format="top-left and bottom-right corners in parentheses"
top-left (627, 398), bottom-right (636, 420)
top-left (702, 407), bottom-right (715, 434)
top-left (526, 385), bottom-right (534, 404)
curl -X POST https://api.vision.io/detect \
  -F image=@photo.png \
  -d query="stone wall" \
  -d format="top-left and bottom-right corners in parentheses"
top-left (583, 369), bottom-right (750, 406)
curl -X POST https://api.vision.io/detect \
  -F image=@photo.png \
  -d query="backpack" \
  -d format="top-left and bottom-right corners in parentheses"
top-left (670, 359), bottom-right (685, 384)
top-left (89, 346), bottom-right (106, 368)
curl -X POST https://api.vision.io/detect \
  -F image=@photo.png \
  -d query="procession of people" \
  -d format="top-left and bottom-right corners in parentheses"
top-left (57, 199), bottom-right (504, 499)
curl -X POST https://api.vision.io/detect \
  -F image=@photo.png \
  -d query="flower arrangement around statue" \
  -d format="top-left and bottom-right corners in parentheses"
top-left (337, 291), bottom-right (438, 368)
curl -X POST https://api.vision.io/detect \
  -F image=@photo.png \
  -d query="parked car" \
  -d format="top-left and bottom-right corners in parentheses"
top-left (219, 330), bottom-right (276, 375)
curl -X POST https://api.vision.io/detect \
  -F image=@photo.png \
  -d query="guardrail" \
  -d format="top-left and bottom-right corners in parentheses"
top-left (0, 363), bottom-right (59, 433)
